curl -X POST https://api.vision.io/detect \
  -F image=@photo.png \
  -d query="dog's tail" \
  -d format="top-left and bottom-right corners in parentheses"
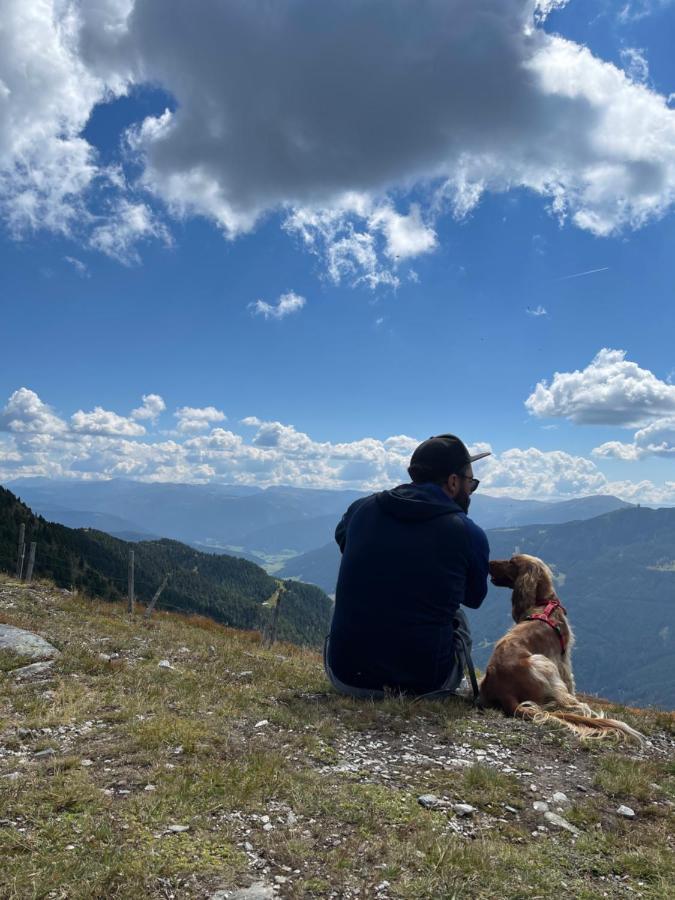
top-left (516, 654), bottom-right (643, 744)
top-left (515, 700), bottom-right (643, 744)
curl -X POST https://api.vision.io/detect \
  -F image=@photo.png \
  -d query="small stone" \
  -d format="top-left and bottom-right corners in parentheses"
top-left (529, 784), bottom-right (538, 793)
top-left (80, 759), bottom-right (94, 767)
top-left (417, 794), bottom-right (440, 809)
top-left (286, 810), bottom-right (298, 825)
top-left (260, 815), bottom-right (270, 824)
top-left (552, 791), bottom-right (570, 806)
top-left (262, 822), bottom-right (273, 831)
top-left (212, 885), bottom-right (275, 900)
top-left (375, 882), bottom-right (390, 893)
top-left (144, 784), bottom-right (156, 792)
top-left (167, 824), bottom-right (190, 833)
top-left (504, 805), bottom-right (518, 814)
top-left (158, 659), bottom-right (175, 669)
top-left (617, 805), bottom-right (636, 819)
top-left (533, 801), bottom-right (549, 813)
top-left (65, 844), bottom-right (76, 851)
top-left (274, 875), bottom-right (288, 884)
top-left (544, 811), bottom-right (580, 835)
top-left (12, 659), bottom-right (54, 681)
top-left (254, 720), bottom-right (269, 728)
top-left (34, 748), bottom-right (56, 760)
top-left (453, 803), bottom-right (476, 817)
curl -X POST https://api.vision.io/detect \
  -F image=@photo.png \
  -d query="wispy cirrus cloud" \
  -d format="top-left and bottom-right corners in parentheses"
top-left (559, 266), bottom-right (609, 280)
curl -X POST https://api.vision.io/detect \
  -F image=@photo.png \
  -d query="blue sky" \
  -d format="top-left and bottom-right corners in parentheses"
top-left (1, 0), bottom-right (674, 503)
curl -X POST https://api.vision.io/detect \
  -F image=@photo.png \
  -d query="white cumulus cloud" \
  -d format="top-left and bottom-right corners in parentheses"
top-left (0, 388), bottom-right (67, 434)
top-left (131, 393), bottom-right (166, 422)
top-left (249, 291), bottom-right (306, 320)
top-left (525, 349), bottom-right (675, 426)
top-left (175, 406), bottom-right (227, 433)
top-left (1, 387), bottom-right (675, 503)
top-left (71, 407), bottom-right (146, 437)
top-left (594, 416), bottom-right (675, 460)
top-left (1, 1), bottom-right (675, 271)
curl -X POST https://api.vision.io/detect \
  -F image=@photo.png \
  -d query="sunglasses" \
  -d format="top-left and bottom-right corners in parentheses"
top-left (457, 474), bottom-right (480, 493)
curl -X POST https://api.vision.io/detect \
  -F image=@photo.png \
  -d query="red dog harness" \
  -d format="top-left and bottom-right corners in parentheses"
top-left (525, 597), bottom-right (568, 654)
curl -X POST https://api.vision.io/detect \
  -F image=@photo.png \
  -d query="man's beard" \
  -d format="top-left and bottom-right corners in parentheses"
top-left (456, 488), bottom-right (471, 514)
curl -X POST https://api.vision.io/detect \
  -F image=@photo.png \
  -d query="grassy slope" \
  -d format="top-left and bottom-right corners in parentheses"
top-left (0, 574), bottom-right (673, 900)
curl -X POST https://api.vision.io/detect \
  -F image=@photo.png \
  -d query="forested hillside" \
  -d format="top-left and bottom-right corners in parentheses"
top-left (0, 486), bottom-right (332, 647)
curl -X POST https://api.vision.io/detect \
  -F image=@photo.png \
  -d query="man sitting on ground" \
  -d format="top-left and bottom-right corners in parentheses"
top-left (325, 434), bottom-right (491, 698)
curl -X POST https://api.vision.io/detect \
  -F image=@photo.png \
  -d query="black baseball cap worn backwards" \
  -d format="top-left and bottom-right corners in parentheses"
top-left (408, 433), bottom-right (491, 483)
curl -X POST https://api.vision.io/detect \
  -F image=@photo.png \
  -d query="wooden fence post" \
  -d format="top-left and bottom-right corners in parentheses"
top-left (128, 549), bottom-right (135, 614)
top-left (15, 524), bottom-right (25, 579)
top-left (262, 581), bottom-right (287, 649)
top-left (25, 542), bottom-right (37, 584)
top-left (144, 573), bottom-right (171, 619)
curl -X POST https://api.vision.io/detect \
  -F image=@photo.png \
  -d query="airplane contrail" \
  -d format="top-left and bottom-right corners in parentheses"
top-left (560, 266), bottom-right (610, 280)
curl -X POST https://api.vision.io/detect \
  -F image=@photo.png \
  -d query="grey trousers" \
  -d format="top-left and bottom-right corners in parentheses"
top-left (324, 608), bottom-right (472, 700)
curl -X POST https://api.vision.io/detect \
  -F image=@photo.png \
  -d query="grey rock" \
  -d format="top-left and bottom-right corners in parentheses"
top-left (417, 794), bottom-right (440, 809)
top-left (617, 805), bottom-right (636, 819)
top-left (543, 811), bottom-right (580, 835)
top-left (453, 803), bottom-right (476, 817)
top-left (13, 660), bottom-right (56, 680)
top-left (34, 748), bottom-right (56, 760)
top-left (167, 824), bottom-right (190, 833)
top-left (533, 801), bottom-right (549, 813)
top-left (552, 791), bottom-right (570, 806)
top-left (0, 625), bottom-right (60, 661)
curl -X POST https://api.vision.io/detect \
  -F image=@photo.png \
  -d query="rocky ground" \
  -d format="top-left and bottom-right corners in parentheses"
top-left (0, 574), bottom-right (673, 899)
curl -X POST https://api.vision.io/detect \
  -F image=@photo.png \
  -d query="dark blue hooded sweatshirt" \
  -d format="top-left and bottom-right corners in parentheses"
top-left (327, 483), bottom-right (490, 694)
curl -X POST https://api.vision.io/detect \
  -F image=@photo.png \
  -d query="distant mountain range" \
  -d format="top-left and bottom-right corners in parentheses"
top-left (0, 486), bottom-right (332, 647)
top-left (6, 478), bottom-right (363, 552)
top-left (7, 477), bottom-right (632, 560)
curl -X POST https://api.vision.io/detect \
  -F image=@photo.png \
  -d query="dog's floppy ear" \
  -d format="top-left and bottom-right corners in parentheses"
top-left (512, 555), bottom-right (542, 608)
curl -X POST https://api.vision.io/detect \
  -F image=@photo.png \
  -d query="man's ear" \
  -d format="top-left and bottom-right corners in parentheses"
top-left (445, 474), bottom-right (458, 498)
